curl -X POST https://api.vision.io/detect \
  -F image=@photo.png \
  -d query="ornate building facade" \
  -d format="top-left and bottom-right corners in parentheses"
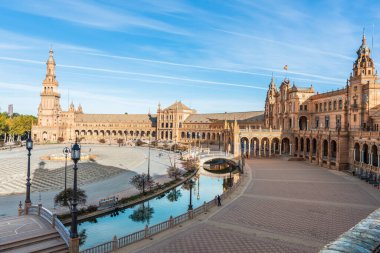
top-left (32, 33), bottom-right (380, 178)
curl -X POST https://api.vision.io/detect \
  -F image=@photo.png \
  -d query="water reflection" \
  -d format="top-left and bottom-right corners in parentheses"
top-left (76, 172), bottom-right (239, 250)
top-left (129, 203), bottom-right (154, 224)
top-left (167, 189), bottom-right (182, 202)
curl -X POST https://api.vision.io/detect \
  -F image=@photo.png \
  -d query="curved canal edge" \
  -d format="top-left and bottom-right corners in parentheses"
top-left (81, 170), bottom-right (247, 253)
top-left (60, 169), bottom-right (198, 225)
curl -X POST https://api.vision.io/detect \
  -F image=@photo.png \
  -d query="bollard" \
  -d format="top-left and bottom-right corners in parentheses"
top-left (144, 225), bottom-right (149, 238)
top-left (169, 215), bottom-right (174, 228)
top-left (52, 214), bottom-right (56, 228)
top-left (188, 210), bottom-right (193, 219)
top-left (203, 201), bottom-right (207, 213)
top-left (18, 201), bottom-right (23, 216)
top-left (112, 235), bottom-right (118, 251)
top-left (38, 203), bottom-right (42, 216)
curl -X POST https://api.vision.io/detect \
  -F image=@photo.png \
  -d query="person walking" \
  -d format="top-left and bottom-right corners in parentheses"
top-left (217, 195), bottom-right (221, 206)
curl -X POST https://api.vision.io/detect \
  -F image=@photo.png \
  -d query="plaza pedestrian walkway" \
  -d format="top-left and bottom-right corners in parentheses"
top-left (124, 159), bottom-right (380, 253)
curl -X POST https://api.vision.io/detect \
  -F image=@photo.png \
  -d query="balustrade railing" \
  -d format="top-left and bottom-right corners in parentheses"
top-left (80, 174), bottom-right (244, 253)
top-left (26, 204), bottom-right (70, 246)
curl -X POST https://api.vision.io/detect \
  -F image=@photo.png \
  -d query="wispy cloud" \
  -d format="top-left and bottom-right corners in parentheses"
top-left (0, 0), bottom-right (189, 35)
top-left (0, 56), bottom-right (267, 90)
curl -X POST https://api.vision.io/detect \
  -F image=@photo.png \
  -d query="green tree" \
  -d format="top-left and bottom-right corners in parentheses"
top-left (54, 188), bottom-right (87, 207)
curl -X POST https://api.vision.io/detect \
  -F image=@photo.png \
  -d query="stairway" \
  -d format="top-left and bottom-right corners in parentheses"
top-left (0, 230), bottom-right (68, 253)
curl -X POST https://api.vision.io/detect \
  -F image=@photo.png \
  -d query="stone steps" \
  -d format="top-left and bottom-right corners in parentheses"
top-left (0, 230), bottom-right (68, 253)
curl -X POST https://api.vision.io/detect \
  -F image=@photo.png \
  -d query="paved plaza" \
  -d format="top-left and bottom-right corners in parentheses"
top-left (125, 159), bottom-right (380, 253)
top-left (0, 145), bottom-right (175, 217)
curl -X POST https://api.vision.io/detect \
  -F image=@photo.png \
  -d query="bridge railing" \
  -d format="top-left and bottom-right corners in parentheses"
top-left (28, 204), bottom-right (70, 246)
top-left (80, 174), bottom-right (244, 253)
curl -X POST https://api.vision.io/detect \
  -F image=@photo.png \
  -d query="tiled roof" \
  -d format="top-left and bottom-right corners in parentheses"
top-left (74, 114), bottom-right (157, 123)
top-left (184, 111), bottom-right (264, 123)
top-left (164, 101), bottom-right (192, 111)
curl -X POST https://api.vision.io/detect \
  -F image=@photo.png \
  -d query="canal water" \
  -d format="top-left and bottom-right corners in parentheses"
top-left (76, 173), bottom-right (232, 250)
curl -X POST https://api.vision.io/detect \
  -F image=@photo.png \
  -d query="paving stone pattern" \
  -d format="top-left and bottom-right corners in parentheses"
top-left (136, 159), bottom-right (380, 253)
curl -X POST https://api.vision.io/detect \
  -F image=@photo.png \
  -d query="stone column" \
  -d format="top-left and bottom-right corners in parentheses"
top-left (297, 138), bottom-right (300, 157)
top-left (253, 141), bottom-right (256, 157)
top-left (258, 139), bottom-right (261, 157)
top-left (248, 141), bottom-right (251, 158)
top-left (279, 143), bottom-right (282, 155)
top-left (268, 140), bottom-right (272, 157)
top-left (289, 143), bottom-right (292, 156)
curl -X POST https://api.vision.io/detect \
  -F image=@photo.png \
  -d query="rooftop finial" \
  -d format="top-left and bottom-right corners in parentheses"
top-left (362, 27), bottom-right (367, 45)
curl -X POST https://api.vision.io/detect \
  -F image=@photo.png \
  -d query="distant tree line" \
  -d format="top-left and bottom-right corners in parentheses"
top-left (0, 112), bottom-right (37, 144)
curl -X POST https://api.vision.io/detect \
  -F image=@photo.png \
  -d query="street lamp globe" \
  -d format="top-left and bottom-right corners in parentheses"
top-left (26, 137), bottom-right (33, 151)
top-left (71, 140), bottom-right (81, 161)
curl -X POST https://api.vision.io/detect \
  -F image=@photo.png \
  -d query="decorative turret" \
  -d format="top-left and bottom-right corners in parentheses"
top-left (353, 31), bottom-right (375, 78)
top-left (69, 102), bottom-right (75, 112)
top-left (77, 104), bottom-right (83, 113)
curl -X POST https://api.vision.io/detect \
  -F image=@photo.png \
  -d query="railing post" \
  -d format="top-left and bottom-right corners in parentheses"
top-left (38, 203), bottom-right (42, 216)
top-left (203, 201), bottom-right (207, 213)
top-left (18, 201), bottom-right (23, 216)
top-left (188, 209), bottom-right (193, 219)
top-left (169, 215), bottom-right (174, 228)
top-left (144, 225), bottom-right (149, 238)
top-left (112, 235), bottom-right (118, 251)
top-left (52, 214), bottom-right (56, 228)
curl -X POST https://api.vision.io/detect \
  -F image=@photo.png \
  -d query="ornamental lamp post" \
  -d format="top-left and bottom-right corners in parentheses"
top-left (70, 139), bottom-right (81, 241)
top-left (188, 179), bottom-right (194, 211)
top-left (25, 137), bottom-right (33, 214)
top-left (63, 147), bottom-right (71, 205)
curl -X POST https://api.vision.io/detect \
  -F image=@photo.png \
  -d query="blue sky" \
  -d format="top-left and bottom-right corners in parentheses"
top-left (0, 0), bottom-right (379, 115)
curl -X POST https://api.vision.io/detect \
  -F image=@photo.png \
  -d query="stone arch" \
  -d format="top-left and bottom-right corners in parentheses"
top-left (294, 137), bottom-right (299, 153)
top-left (371, 144), bottom-right (378, 167)
top-left (207, 132), bottom-right (211, 140)
top-left (100, 130), bottom-right (104, 136)
top-left (312, 138), bottom-right (317, 156)
top-left (240, 137), bottom-right (249, 157)
top-left (152, 131), bottom-right (156, 138)
top-left (300, 137), bottom-right (304, 153)
top-left (322, 139), bottom-right (328, 158)
top-left (261, 137), bottom-right (270, 157)
top-left (43, 131), bottom-right (48, 141)
top-left (299, 116), bottom-right (308, 130)
top-left (281, 137), bottom-right (290, 155)
top-left (130, 130), bottom-right (134, 137)
top-left (251, 137), bottom-right (259, 156)
top-left (363, 143), bottom-right (369, 164)
top-left (81, 130), bottom-right (86, 136)
top-left (141, 131), bottom-right (145, 137)
top-left (271, 138), bottom-right (280, 154)
top-left (192, 132), bottom-right (196, 139)
top-left (306, 138), bottom-right (310, 154)
top-left (354, 143), bottom-right (360, 161)
top-left (87, 130), bottom-right (93, 136)
top-left (181, 132), bottom-right (185, 138)
top-left (118, 130), bottom-right (123, 136)
top-left (331, 140), bottom-right (337, 160)
top-left (112, 130), bottom-right (117, 136)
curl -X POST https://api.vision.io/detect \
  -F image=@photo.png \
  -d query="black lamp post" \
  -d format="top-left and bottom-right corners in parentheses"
top-left (63, 147), bottom-right (70, 205)
top-left (25, 137), bottom-right (33, 213)
top-left (70, 139), bottom-right (81, 239)
top-left (188, 179), bottom-right (194, 211)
